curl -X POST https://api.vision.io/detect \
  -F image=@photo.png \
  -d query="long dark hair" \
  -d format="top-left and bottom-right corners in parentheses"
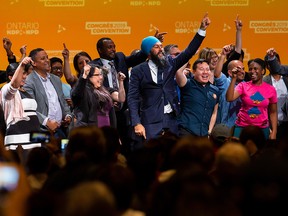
top-left (73, 51), bottom-right (92, 77)
top-left (86, 63), bottom-right (113, 113)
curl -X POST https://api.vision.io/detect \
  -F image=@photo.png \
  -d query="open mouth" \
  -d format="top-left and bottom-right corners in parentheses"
top-left (250, 73), bottom-right (257, 79)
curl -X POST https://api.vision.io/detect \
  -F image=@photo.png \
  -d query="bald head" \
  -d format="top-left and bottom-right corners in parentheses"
top-left (227, 60), bottom-right (245, 82)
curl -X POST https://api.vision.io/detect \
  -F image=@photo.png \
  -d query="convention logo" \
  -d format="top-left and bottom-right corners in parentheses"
top-left (175, 21), bottom-right (200, 34)
top-left (130, 0), bottom-right (161, 6)
top-left (206, 0), bottom-right (249, 6)
top-left (85, 22), bottom-right (131, 35)
top-left (38, 0), bottom-right (85, 7)
top-left (6, 22), bottom-right (39, 35)
top-left (250, 20), bottom-right (288, 33)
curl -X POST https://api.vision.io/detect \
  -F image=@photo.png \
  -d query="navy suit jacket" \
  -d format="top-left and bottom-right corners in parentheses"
top-left (128, 32), bottom-right (205, 129)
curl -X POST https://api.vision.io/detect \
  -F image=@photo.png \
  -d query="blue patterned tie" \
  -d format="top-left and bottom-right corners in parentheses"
top-left (109, 61), bottom-right (118, 90)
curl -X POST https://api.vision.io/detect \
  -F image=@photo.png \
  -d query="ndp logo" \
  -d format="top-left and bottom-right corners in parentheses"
top-left (85, 22), bottom-right (131, 35)
top-left (130, 1), bottom-right (161, 6)
top-left (6, 22), bottom-right (39, 35)
top-left (174, 21), bottom-right (200, 34)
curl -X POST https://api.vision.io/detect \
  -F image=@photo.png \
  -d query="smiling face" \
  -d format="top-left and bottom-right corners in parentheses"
top-left (193, 61), bottom-right (211, 84)
top-left (50, 61), bottom-right (63, 78)
top-left (32, 50), bottom-right (50, 74)
top-left (248, 61), bottom-right (264, 84)
top-left (77, 56), bottom-right (91, 73)
top-left (98, 39), bottom-right (116, 60)
top-left (89, 67), bottom-right (103, 88)
top-left (150, 42), bottom-right (167, 67)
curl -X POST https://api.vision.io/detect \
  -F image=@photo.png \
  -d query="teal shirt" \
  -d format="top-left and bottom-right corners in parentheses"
top-left (178, 78), bottom-right (219, 136)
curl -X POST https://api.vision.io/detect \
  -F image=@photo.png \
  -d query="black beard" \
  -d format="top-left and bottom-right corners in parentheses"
top-left (150, 52), bottom-right (167, 68)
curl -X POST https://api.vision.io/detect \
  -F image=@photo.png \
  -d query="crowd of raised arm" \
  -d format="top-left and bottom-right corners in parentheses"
top-left (1, 12), bottom-right (288, 216)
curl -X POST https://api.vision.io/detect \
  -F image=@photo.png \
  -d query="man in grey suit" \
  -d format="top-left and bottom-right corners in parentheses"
top-left (23, 48), bottom-right (72, 138)
top-left (264, 48), bottom-right (288, 142)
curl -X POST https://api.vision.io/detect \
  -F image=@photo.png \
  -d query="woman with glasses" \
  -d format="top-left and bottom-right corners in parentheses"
top-left (71, 61), bottom-right (126, 128)
top-left (50, 57), bottom-right (72, 109)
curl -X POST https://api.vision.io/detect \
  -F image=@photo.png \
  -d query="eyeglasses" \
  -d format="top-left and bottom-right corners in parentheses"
top-left (92, 73), bottom-right (103, 76)
top-left (51, 67), bottom-right (62, 72)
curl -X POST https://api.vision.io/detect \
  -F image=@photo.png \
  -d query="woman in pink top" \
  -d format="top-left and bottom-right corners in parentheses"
top-left (226, 58), bottom-right (277, 139)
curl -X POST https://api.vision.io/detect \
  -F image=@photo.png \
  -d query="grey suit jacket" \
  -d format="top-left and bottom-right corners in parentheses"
top-left (23, 71), bottom-right (71, 125)
top-left (268, 58), bottom-right (288, 76)
top-left (263, 74), bottom-right (288, 119)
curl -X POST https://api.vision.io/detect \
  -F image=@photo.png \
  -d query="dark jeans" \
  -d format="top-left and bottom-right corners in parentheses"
top-left (233, 125), bottom-right (270, 140)
top-left (54, 126), bottom-right (68, 139)
top-left (178, 126), bottom-right (194, 137)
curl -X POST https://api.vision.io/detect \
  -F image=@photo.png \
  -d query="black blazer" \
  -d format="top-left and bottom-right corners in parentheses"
top-left (71, 77), bottom-right (116, 128)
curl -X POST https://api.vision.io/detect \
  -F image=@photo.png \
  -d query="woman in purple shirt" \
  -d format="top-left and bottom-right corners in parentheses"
top-left (71, 61), bottom-right (126, 128)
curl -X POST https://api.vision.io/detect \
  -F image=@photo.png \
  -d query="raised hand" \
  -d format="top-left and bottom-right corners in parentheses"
top-left (266, 47), bottom-right (277, 58)
top-left (20, 56), bottom-right (33, 66)
top-left (235, 14), bottom-right (243, 30)
top-left (117, 72), bottom-right (126, 82)
top-left (154, 28), bottom-right (167, 42)
top-left (19, 44), bottom-right (28, 62)
top-left (221, 44), bottom-right (233, 56)
top-left (20, 45), bottom-right (27, 55)
top-left (200, 12), bottom-right (211, 30)
top-left (231, 65), bottom-right (243, 79)
top-left (62, 43), bottom-right (70, 59)
top-left (82, 60), bottom-right (91, 79)
top-left (3, 37), bottom-right (12, 51)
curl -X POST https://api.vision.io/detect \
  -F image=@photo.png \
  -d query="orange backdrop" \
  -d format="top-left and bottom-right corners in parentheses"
top-left (1, 0), bottom-right (287, 79)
